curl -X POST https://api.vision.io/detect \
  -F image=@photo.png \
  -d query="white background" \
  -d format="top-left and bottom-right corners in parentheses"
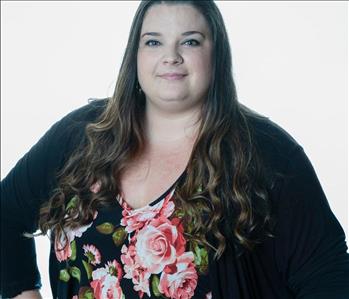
top-left (1, 1), bottom-right (348, 298)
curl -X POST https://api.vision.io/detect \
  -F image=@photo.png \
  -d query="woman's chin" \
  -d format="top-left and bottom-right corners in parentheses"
top-left (149, 92), bottom-right (188, 103)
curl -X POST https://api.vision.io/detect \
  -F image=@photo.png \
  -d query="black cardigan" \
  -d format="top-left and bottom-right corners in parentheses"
top-left (1, 98), bottom-right (349, 298)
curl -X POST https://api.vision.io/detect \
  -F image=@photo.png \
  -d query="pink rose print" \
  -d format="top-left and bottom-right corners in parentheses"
top-left (168, 217), bottom-right (186, 257)
top-left (54, 237), bottom-right (72, 263)
top-left (90, 259), bottom-right (124, 299)
top-left (158, 252), bottom-right (198, 299)
top-left (83, 244), bottom-right (102, 266)
top-left (120, 244), bottom-right (151, 298)
top-left (132, 269), bottom-right (152, 299)
top-left (120, 188), bottom-right (175, 233)
top-left (135, 216), bottom-right (186, 274)
top-left (119, 187), bottom-right (201, 298)
top-left (54, 217), bottom-right (96, 262)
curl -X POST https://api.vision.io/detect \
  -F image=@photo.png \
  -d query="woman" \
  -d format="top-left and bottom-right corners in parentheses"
top-left (1, 0), bottom-right (349, 298)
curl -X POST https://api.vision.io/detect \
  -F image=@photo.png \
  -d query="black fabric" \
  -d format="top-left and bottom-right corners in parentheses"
top-left (1, 98), bottom-right (349, 298)
top-left (1, 99), bottom-right (107, 298)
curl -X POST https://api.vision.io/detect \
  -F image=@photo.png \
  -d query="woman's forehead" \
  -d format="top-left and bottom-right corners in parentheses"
top-left (140, 4), bottom-right (210, 37)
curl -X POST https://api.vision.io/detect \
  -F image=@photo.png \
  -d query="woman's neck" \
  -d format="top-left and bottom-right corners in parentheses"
top-left (144, 104), bottom-right (201, 146)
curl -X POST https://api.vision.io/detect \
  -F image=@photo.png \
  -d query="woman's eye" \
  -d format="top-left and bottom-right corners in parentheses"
top-left (145, 40), bottom-right (160, 47)
top-left (184, 39), bottom-right (200, 46)
top-left (144, 39), bottom-right (200, 47)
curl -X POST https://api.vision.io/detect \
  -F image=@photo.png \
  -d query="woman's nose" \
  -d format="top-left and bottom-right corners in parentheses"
top-left (163, 48), bottom-right (183, 65)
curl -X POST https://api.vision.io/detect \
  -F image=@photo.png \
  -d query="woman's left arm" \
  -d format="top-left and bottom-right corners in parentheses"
top-left (274, 146), bottom-right (349, 299)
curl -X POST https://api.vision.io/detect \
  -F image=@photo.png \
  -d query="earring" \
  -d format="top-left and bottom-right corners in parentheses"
top-left (136, 82), bottom-right (143, 94)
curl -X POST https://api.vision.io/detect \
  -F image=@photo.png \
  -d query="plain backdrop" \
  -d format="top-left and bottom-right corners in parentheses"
top-left (1, 1), bottom-right (348, 298)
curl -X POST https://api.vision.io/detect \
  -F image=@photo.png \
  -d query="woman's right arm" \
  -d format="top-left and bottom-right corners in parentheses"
top-left (0, 99), bottom-right (104, 298)
top-left (13, 289), bottom-right (43, 299)
top-left (0, 115), bottom-right (72, 298)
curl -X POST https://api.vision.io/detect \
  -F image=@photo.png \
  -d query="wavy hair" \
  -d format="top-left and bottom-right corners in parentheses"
top-left (37, 0), bottom-right (276, 261)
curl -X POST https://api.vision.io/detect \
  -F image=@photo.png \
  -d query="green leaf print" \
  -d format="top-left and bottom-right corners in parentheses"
top-left (151, 275), bottom-right (161, 297)
top-left (112, 226), bottom-right (127, 246)
top-left (70, 266), bottom-right (81, 282)
top-left (150, 275), bottom-right (168, 298)
top-left (193, 244), bottom-right (209, 274)
top-left (82, 259), bottom-right (92, 280)
top-left (70, 240), bottom-right (77, 261)
top-left (96, 222), bottom-right (115, 234)
top-left (78, 287), bottom-right (94, 299)
top-left (172, 209), bottom-right (185, 218)
top-left (85, 251), bottom-right (95, 264)
top-left (59, 269), bottom-right (70, 282)
top-left (66, 195), bottom-right (79, 210)
top-left (194, 244), bottom-right (202, 265)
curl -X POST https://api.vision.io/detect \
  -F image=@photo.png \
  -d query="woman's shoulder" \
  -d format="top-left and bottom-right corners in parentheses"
top-left (42, 97), bottom-right (109, 161)
top-left (62, 97), bottom-right (109, 124)
top-left (52, 97), bottom-right (109, 138)
top-left (244, 108), bottom-right (303, 171)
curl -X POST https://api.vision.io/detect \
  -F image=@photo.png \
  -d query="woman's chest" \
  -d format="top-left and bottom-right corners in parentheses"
top-left (119, 147), bottom-right (191, 209)
top-left (53, 195), bottom-right (212, 299)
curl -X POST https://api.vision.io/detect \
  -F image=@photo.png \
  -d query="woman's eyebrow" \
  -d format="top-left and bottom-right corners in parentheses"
top-left (141, 31), bottom-right (205, 39)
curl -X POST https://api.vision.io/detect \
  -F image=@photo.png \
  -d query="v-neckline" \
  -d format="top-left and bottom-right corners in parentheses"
top-left (117, 169), bottom-right (187, 211)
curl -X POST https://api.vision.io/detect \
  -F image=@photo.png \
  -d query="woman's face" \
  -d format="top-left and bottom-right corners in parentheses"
top-left (137, 4), bottom-right (213, 113)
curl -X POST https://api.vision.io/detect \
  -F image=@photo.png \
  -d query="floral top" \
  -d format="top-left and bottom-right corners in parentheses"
top-left (3, 99), bottom-right (349, 298)
top-left (53, 177), bottom-right (212, 299)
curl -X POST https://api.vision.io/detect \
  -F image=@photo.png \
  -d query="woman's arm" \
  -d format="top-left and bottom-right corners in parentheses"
top-left (1, 118), bottom-right (64, 297)
top-left (1, 107), bottom-right (80, 297)
top-left (274, 146), bottom-right (349, 298)
top-left (12, 289), bottom-right (43, 299)
top-left (0, 99), bottom-right (105, 298)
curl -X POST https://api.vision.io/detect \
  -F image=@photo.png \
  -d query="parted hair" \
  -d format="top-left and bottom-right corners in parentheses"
top-left (37, 0), bottom-right (276, 261)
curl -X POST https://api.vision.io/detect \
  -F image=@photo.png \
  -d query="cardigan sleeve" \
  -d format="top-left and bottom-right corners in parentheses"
top-left (274, 146), bottom-right (349, 299)
top-left (0, 99), bottom-right (104, 298)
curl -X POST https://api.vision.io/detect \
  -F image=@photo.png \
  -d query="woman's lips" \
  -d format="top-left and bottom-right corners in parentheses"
top-left (160, 74), bottom-right (187, 80)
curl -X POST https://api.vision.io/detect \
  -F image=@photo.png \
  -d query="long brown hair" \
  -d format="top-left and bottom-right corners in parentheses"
top-left (37, 0), bottom-right (276, 261)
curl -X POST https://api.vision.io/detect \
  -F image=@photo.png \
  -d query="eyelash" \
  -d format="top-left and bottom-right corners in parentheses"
top-left (144, 39), bottom-right (200, 47)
